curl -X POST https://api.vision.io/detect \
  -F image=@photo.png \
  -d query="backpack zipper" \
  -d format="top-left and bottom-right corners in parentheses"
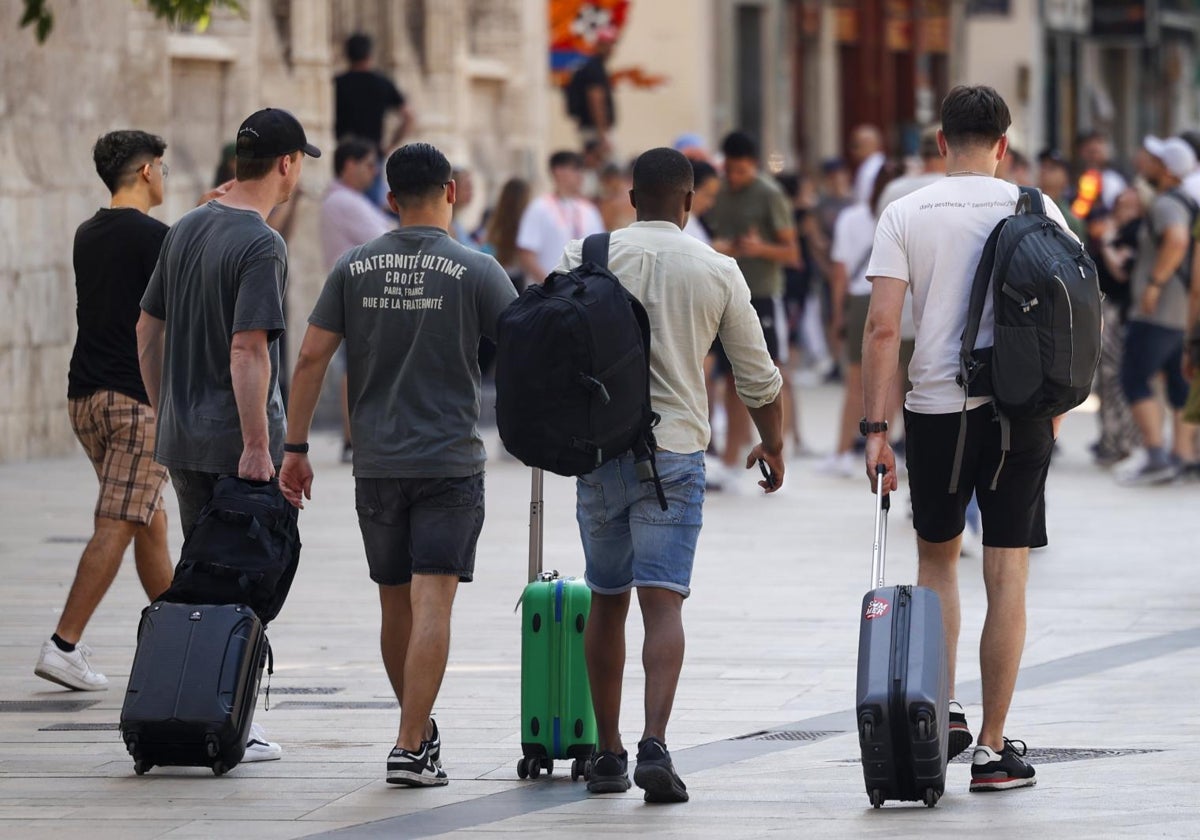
top-left (1053, 273), bottom-right (1075, 384)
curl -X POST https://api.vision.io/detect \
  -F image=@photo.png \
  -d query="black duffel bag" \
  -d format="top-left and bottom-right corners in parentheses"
top-left (160, 477), bottom-right (300, 626)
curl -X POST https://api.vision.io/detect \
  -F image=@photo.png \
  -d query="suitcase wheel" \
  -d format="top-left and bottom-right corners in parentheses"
top-left (212, 761), bottom-right (230, 776)
top-left (133, 759), bottom-right (152, 776)
top-left (570, 757), bottom-right (585, 782)
top-left (923, 788), bottom-right (939, 808)
top-left (204, 734), bottom-right (220, 760)
top-left (516, 758), bottom-right (529, 779)
top-left (869, 789), bottom-right (884, 809)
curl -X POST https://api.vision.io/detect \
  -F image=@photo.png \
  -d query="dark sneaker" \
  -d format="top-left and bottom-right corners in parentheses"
top-left (969, 738), bottom-right (1037, 792)
top-left (424, 718), bottom-right (442, 769)
top-left (586, 750), bottom-right (631, 794)
top-left (948, 700), bottom-right (973, 760)
top-left (633, 738), bottom-right (689, 803)
top-left (386, 744), bottom-right (448, 787)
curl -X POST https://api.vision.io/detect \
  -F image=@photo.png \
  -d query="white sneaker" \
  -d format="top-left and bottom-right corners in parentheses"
top-left (243, 721), bottom-right (282, 762)
top-left (34, 640), bottom-right (108, 691)
top-left (816, 451), bottom-right (858, 478)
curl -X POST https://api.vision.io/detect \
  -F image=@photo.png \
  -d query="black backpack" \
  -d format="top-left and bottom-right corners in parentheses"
top-left (494, 233), bottom-right (666, 509)
top-left (952, 187), bottom-right (1102, 491)
top-left (160, 477), bottom-right (301, 625)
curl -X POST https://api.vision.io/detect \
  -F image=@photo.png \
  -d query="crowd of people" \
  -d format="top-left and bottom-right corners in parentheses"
top-left (34, 26), bottom-right (1200, 805)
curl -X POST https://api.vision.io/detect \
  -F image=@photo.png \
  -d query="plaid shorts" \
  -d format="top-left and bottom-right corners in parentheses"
top-left (69, 390), bottom-right (168, 525)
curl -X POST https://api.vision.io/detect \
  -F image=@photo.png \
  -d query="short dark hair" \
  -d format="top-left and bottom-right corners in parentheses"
top-left (235, 152), bottom-right (297, 182)
top-left (345, 33), bottom-right (372, 63)
top-left (93, 130), bottom-right (166, 194)
top-left (386, 142), bottom-right (451, 207)
top-left (335, 137), bottom-right (376, 176)
top-left (632, 147), bottom-right (694, 202)
top-left (721, 130), bottom-right (758, 161)
top-left (691, 159), bottom-right (718, 188)
top-left (548, 150), bottom-right (583, 171)
top-left (940, 85), bottom-right (1011, 150)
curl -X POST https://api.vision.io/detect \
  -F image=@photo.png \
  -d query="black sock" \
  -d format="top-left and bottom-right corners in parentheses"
top-left (50, 634), bottom-right (75, 653)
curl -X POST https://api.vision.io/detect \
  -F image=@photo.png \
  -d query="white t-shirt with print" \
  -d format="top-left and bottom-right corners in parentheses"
top-left (516, 194), bottom-right (605, 279)
top-left (831, 203), bottom-right (876, 297)
top-left (867, 175), bottom-right (1074, 415)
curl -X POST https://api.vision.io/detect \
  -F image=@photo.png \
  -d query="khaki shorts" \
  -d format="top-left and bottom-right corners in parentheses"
top-left (69, 390), bottom-right (168, 525)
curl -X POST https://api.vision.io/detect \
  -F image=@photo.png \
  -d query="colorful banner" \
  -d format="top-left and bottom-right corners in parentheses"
top-left (549, 0), bottom-right (631, 82)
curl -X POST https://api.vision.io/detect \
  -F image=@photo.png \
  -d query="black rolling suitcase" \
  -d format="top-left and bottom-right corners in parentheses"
top-left (856, 466), bottom-right (949, 808)
top-left (120, 602), bottom-right (268, 776)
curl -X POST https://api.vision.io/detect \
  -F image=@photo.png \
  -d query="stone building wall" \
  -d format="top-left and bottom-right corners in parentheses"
top-left (0, 0), bottom-right (547, 463)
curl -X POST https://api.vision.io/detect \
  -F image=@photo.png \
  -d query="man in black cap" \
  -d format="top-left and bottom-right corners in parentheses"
top-left (137, 107), bottom-right (319, 759)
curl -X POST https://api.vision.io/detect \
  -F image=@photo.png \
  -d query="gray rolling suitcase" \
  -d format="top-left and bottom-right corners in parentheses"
top-left (856, 466), bottom-right (949, 808)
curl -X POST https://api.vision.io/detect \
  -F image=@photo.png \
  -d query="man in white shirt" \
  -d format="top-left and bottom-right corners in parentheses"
top-left (863, 85), bottom-right (1075, 794)
top-left (557, 147), bottom-right (783, 803)
top-left (517, 150), bottom-right (605, 281)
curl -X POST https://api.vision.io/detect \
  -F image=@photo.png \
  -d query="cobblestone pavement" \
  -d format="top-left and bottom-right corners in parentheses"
top-left (0, 384), bottom-right (1196, 839)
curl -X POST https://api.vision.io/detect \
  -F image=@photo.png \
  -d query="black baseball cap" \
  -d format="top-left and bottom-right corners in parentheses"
top-left (235, 108), bottom-right (322, 160)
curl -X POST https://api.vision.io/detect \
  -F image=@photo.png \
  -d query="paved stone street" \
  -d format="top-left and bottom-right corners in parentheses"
top-left (0, 383), bottom-right (1196, 839)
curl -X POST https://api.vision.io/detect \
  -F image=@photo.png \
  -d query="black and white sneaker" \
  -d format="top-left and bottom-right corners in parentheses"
top-left (948, 699), bottom-right (974, 760)
top-left (424, 717), bottom-right (442, 769)
top-left (633, 737), bottom-right (688, 803)
top-left (586, 750), bottom-right (631, 794)
top-left (970, 738), bottom-right (1037, 792)
top-left (386, 744), bottom-right (448, 787)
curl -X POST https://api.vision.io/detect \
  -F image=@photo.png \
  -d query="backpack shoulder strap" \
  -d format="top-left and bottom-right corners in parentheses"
top-left (581, 232), bottom-right (611, 268)
top-left (1016, 185), bottom-right (1045, 216)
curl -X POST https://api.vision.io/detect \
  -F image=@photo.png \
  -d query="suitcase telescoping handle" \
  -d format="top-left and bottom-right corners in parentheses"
top-left (528, 467), bottom-right (544, 584)
top-left (870, 464), bottom-right (891, 589)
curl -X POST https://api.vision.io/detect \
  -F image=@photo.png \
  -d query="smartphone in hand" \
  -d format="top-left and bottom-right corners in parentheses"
top-left (757, 458), bottom-right (777, 490)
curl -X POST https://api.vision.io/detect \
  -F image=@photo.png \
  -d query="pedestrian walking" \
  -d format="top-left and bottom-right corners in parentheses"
top-left (278, 143), bottom-right (517, 786)
top-left (137, 108), bottom-right (319, 762)
top-left (1118, 135), bottom-right (1199, 484)
top-left (862, 85), bottom-right (1078, 792)
top-left (35, 131), bottom-right (174, 692)
top-left (707, 131), bottom-right (799, 489)
top-left (558, 147), bottom-right (784, 802)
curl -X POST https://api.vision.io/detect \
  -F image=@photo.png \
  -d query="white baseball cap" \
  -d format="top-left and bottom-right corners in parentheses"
top-left (1143, 135), bottom-right (1197, 178)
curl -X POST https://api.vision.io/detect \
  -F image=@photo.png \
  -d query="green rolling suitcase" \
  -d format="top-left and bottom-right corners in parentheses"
top-left (516, 467), bottom-right (597, 781)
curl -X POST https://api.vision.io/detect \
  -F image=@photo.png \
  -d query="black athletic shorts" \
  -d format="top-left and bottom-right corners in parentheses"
top-left (904, 405), bottom-right (1052, 548)
top-left (355, 474), bottom-right (485, 585)
top-left (712, 296), bottom-right (787, 375)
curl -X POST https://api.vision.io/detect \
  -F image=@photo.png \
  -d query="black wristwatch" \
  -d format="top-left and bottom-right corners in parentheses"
top-left (283, 442), bottom-right (309, 454)
top-left (859, 419), bottom-right (889, 436)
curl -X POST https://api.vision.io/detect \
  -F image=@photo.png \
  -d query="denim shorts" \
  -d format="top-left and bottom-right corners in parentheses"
top-left (575, 451), bottom-right (705, 598)
top-left (355, 474), bottom-right (485, 586)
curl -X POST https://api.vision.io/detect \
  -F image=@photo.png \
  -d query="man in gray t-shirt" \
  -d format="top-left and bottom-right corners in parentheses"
top-left (138, 108), bottom-right (320, 536)
top-left (1119, 135), bottom-right (1198, 485)
top-left (279, 143), bottom-right (516, 787)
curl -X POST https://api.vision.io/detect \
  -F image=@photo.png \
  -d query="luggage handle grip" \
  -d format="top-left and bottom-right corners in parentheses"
top-left (871, 465), bottom-right (889, 589)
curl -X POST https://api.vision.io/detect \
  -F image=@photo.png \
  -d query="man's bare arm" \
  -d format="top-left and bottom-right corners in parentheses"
top-left (230, 329), bottom-right (274, 480)
top-left (136, 311), bottom-right (166, 411)
top-left (861, 276), bottom-right (906, 492)
top-left (279, 325), bottom-right (342, 508)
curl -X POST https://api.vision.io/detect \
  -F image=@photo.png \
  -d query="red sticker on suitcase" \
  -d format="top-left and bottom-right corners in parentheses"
top-left (865, 597), bottom-right (890, 620)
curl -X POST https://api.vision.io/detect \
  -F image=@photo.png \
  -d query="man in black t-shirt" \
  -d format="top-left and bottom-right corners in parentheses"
top-left (335, 33), bottom-right (413, 208)
top-left (34, 131), bottom-right (174, 693)
top-left (567, 26), bottom-right (617, 154)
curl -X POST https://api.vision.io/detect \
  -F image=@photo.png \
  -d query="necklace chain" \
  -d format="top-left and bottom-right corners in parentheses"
top-left (946, 170), bottom-right (991, 177)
